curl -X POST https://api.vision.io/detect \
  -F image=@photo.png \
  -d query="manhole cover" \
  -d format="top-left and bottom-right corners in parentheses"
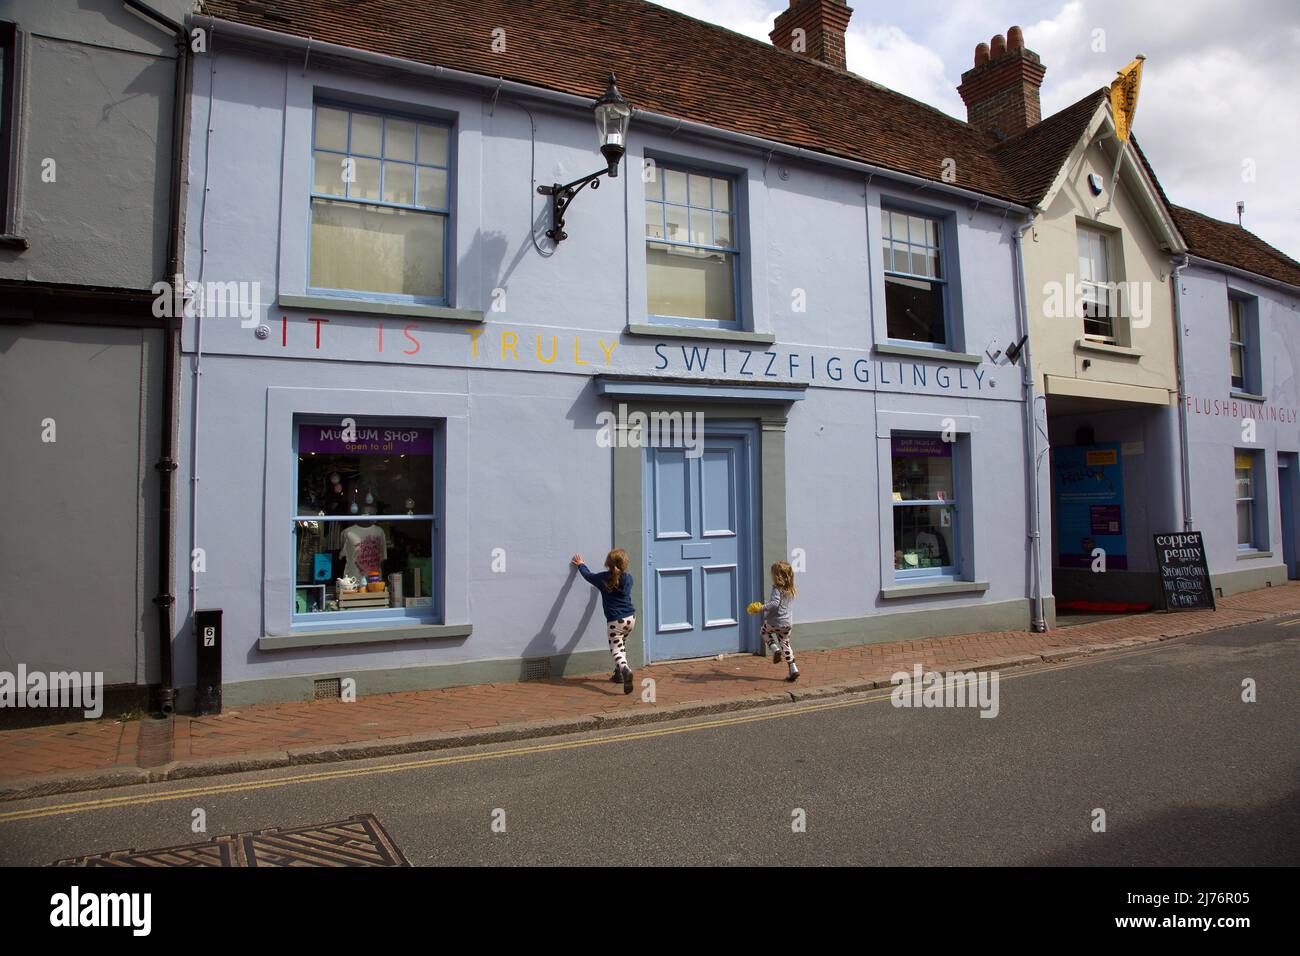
top-left (53, 814), bottom-right (409, 867)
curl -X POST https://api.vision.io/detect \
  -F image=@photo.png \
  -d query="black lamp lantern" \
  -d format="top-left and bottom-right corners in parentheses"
top-left (593, 74), bottom-right (631, 175)
top-left (538, 74), bottom-right (633, 244)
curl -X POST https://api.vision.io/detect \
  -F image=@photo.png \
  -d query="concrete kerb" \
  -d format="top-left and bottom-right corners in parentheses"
top-left (0, 766), bottom-right (156, 803)
top-left (0, 604), bottom-right (1292, 802)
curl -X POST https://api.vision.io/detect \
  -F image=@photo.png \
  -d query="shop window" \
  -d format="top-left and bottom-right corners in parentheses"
top-left (309, 103), bottom-right (451, 303)
top-left (645, 163), bottom-right (739, 327)
top-left (892, 433), bottom-right (960, 578)
top-left (1235, 449), bottom-right (1265, 551)
top-left (1077, 225), bottom-right (1118, 342)
top-left (882, 208), bottom-right (949, 347)
top-left (1228, 294), bottom-right (1259, 392)
top-left (293, 419), bottom-right (439, 624)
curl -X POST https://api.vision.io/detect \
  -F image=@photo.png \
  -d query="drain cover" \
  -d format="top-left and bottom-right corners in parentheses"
top-left (54, 814), bottom-right (409, 867)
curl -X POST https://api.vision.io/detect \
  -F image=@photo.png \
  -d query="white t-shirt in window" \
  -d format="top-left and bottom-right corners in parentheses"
top-left (341, 524), bottom-right (387, 581)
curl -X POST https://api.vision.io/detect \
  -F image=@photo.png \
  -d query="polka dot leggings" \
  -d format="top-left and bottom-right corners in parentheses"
top-left (607, 616), bottom-right (635, 670)
top-left (761, 623), bottom-right (796, 667)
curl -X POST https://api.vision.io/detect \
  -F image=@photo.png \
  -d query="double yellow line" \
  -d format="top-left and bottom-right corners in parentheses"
top-left (0, 643), bottom-right (1168, 824)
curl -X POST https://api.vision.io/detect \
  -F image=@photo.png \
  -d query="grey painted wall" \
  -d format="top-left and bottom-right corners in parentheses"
top-left (0, 322), bottom-right (163, 684)
top-left (174, 41), bottom-right (1036, 697)
top-left (0, 0), bottom-right (186, 288)
top-left (0, 0), bottom-right (186, 703)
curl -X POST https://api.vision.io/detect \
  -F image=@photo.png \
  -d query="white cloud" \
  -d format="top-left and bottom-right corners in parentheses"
top-left (646, 0), bottom-right (777, 43)
top-left (845, 24), bottom-right (961, 117)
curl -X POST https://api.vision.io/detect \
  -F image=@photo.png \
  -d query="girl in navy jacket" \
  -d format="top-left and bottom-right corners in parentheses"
top-left (572, 549), bottom-right (636, 694)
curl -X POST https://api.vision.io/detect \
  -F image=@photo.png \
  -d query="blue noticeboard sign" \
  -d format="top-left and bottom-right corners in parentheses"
top-left (1055, 443), bottom-right (1127, 569)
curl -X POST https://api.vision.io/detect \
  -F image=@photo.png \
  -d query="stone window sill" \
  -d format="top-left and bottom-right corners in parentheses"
top-left (880, 580), bottom-right (990, 600)
top-left (279, 293), bottom-right (483, 323)
top-left (259, 623), bottom-right (472, 651)
top-left (0, 234), bottom-right (29, 250)
top-left (1075, 338), bottom-right (1142, 359)
top-left (874, 342), bottom-right (982, 365)
top-left (1236, 550), bottom-right (1273, 561)
top-left (1230, 390), bottom-right (1265, 402)
top-left (626, 323), bottom-right (776, 345)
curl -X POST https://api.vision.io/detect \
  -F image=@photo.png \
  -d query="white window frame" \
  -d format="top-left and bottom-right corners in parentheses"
top-left (1077, 224), bottom-right (1118, 343)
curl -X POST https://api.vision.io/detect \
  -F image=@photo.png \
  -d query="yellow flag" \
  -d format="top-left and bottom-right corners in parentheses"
top-left (1110, 55), bottom-right (1145, 142)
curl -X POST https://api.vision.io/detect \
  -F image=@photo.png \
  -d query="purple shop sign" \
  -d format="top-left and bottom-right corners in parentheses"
top-left (298, 424), bottom-right (433, 456)
top-left (891, 435), bottom-right (952, 458)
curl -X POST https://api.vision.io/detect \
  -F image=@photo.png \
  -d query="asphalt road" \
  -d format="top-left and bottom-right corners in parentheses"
top-left (1, 616), bottom-right (1297, 866)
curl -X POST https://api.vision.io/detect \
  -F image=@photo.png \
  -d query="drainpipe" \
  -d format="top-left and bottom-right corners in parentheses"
top-left (1170, 254), bottom-right (1193, 530)
top-left (189, 24), bottom-right (221, 636)
top-left (126, 0), bottom-right (189, 716)
top-left (1012, 216), bottom-right (1048, 631)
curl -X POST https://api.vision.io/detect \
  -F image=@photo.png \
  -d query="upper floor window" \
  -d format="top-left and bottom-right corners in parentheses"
top-left (645, 164), bottom-right (738, 327)
top-left (1228, 295), bottom-right (1259, 393)
top-left (1229, 299), bottom-right (1247, 390)
top-left (882, 209), bottom-right (948, 346)
top-left (1077, 225), bottom-right (1116, 341)
top-left (0, 21), bottom-right (16, 234)
top-left (309, 103), bottom-right (451, 303)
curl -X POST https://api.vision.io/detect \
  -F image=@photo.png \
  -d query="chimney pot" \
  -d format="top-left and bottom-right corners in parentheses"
top-left (770, 0), bottom-right (855, 70)
top-left (957, 27), bottom-right (1046, 136)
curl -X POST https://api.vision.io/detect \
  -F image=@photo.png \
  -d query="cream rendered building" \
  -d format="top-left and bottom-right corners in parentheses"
top-left (959, 33), bottom-right (1188, 608)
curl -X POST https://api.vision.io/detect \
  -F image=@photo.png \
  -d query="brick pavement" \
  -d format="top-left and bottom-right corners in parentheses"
top-left (2, 582), bottom-right (1297, 796)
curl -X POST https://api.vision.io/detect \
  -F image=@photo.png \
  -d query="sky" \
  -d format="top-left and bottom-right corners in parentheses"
top-left (649, 0), bottom-right (1300, 260)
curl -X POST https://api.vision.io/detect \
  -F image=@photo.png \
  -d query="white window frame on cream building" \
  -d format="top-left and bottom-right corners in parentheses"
top-left (1076, 222), bottom-right (1122, 344)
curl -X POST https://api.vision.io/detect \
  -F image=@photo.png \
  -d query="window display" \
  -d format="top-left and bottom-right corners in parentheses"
top-left (891, 434), bottom-right (958, 575)
top-left (294, 421), bottom-right (437, 618)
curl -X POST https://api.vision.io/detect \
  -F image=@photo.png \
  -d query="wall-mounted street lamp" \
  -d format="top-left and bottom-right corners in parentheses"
top-left (538, 74), bottom-right (632, 244)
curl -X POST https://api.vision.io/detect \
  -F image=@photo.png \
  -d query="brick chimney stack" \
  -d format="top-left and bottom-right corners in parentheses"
top-left (770, 0), bottom-right (854, 70)
top-left (957, 25), bottom-right (1046, 137)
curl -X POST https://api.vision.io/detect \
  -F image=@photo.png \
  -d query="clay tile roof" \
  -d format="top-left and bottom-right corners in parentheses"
top-left (198, 0), bottom-right (1019, 202)
top-left (1170, 205), bottom-right (1300, 290)
top-left (992, 88), bottom-right (1107, 207)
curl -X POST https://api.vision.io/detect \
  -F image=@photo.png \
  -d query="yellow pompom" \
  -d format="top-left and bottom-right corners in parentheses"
top-left (746, 601), bottom-right (764, 615)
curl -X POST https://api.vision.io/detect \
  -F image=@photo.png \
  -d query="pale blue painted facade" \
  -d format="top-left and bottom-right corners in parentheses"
top-left (175, 35), bottom-right (1040, 704)
top-left (1178, 259), bottom-right (1300, 593)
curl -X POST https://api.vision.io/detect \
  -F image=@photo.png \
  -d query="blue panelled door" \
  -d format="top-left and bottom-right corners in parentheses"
top-left (645, 431), bottom-right (755, 661)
